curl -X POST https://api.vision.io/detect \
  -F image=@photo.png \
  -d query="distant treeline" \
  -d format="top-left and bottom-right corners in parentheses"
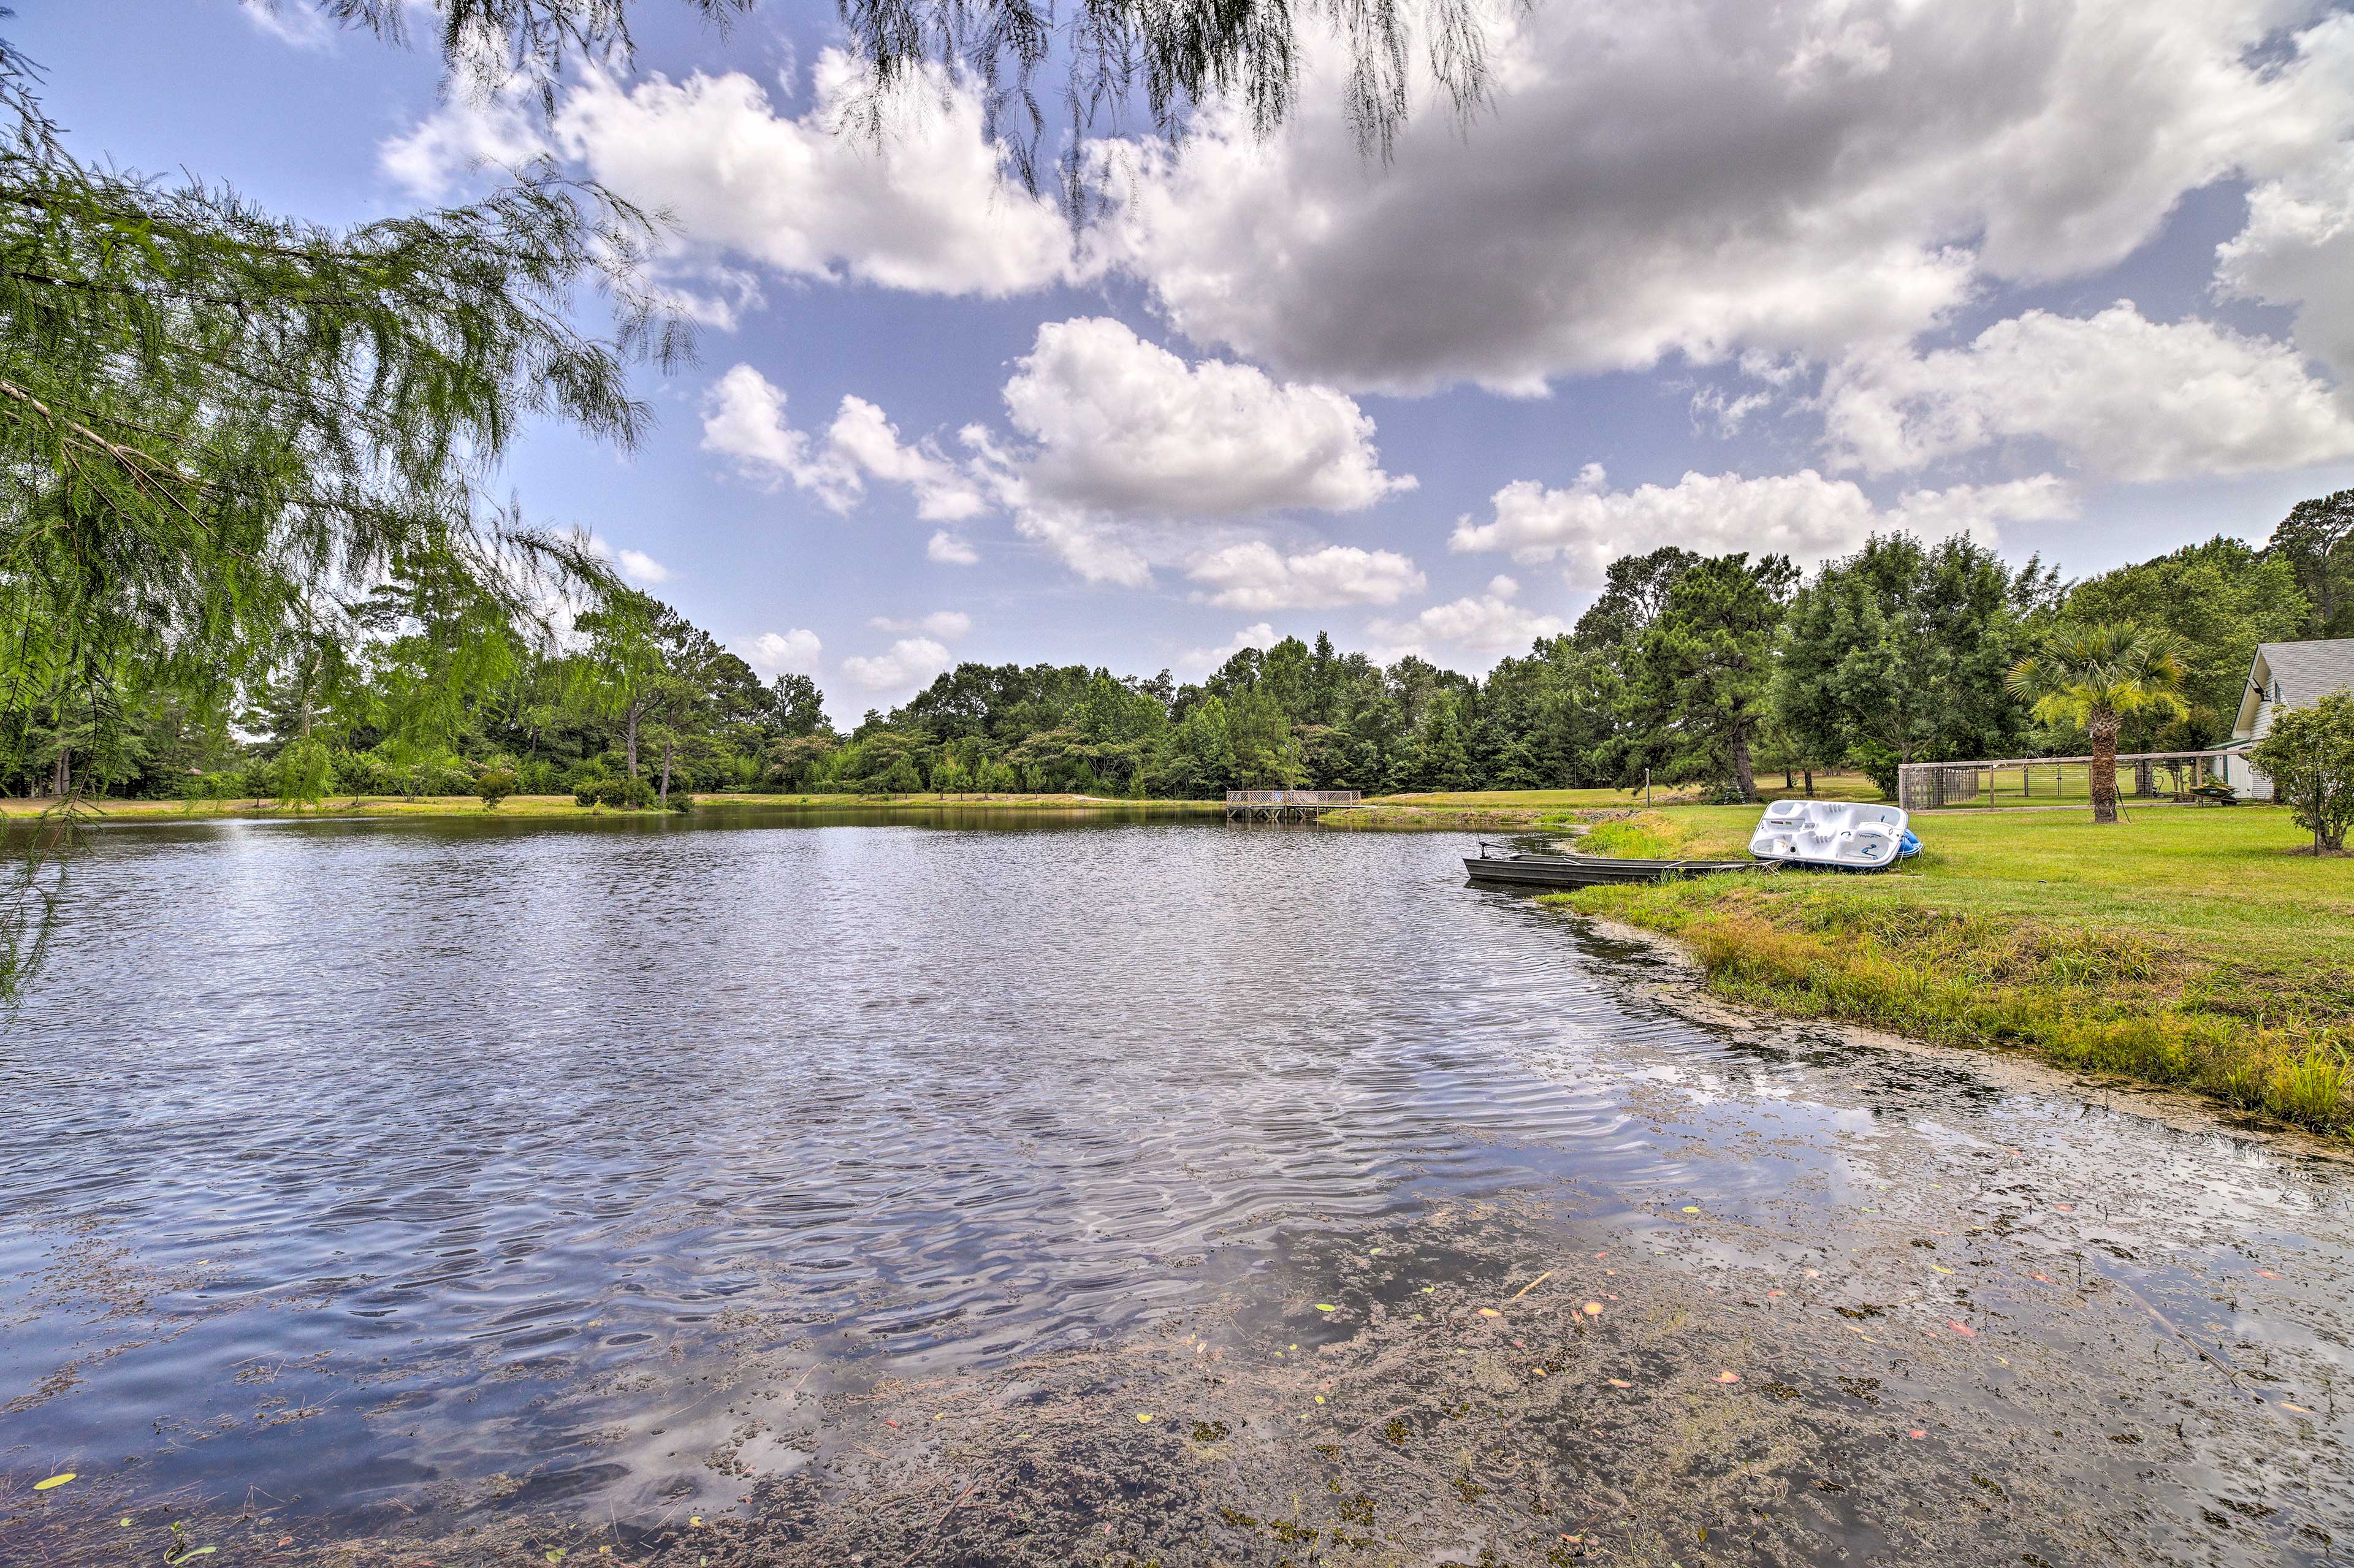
top-left (11, 492), bottom-right (2349, 805)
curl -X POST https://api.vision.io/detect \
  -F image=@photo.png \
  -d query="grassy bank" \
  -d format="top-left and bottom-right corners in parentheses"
top-left (1537, 805), bottom-right (2354, 1139)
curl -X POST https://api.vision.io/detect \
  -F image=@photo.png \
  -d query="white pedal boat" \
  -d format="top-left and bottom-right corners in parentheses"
top-left (1748, 800), bottom-right (1916, 870)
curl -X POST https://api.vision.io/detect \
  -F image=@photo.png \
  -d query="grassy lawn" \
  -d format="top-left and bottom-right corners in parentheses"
top-left (1540, 804), bottom-right (2354, 1138)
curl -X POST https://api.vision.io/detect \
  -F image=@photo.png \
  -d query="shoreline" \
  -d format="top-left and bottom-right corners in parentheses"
top-left (1565, 908), bottom-right (2354, 1163)
top-left (1524, 805), bottom-right (2354, 1144)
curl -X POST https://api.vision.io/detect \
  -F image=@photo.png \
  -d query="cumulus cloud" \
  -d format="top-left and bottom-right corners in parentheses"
top-left (239, 0), bottom-right (335, 50)
top-left (1186, 541), bottom-right (1426, 611)
top-left (1093, 1), bottom-right (2354, 395)
top-left (841, 637), bottom-right (953, 696)
top-left (2218, 137), bottom-right (2354, 388)
top-left (1368, 576), bottom-right (1568, 658)
top-left (1002, 318), bottom-right (1414, 516)
top-left (826, 397), bottom-right (989, 520)
top-left (701, 321), bottom-right (1417, 588)
top-left (1450, 466), bottom-right (2079, 588)
top-left (927, 530), bottom-right (980, 565)
top-left (1823, 302), bottom-right (2354, 480)
top-left (1180, 623), bottom-right (1279, 677)
top-left (384, 50), bottom-right (1076, 297)
top-left (1014, 509), bottom-right (1153, 588)
top-left (584, 535), bottom-right (674, 587)
top-left (699, 365), bottom-right (860, 507)
top-left (870, 611), bottom-right (972, 639)
top-left (740, 628), bottom-right (823, 679)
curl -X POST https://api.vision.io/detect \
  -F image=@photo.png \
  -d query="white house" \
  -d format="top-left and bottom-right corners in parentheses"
top-left (2217, 638), bottom-right (2354, 799)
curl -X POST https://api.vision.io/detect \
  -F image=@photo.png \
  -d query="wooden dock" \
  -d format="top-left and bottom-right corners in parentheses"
top-left (1224, 789), bottom-right (1362, 823)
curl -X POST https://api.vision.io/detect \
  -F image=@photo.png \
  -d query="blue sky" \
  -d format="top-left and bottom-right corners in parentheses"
top-left (28, 2), bottom-right (2354, 717)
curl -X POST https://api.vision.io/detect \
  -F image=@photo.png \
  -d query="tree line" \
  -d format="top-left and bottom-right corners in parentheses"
top-left (20, 491), bottom-right (2346, 807)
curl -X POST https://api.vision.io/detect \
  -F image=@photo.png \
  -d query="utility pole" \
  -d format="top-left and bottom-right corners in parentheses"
top-left (1644, 767), bottom-right (1651, 807)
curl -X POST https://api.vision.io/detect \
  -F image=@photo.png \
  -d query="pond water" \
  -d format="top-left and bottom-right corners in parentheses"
top-left (2, 812), bottom-right (2350, 1561)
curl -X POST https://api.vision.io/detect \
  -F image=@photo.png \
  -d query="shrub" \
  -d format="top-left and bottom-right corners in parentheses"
top-left (576, 775), bottom-right (655, 810)
top-left (2250, 688), bottom-right (2354, 852)
top-left (476, 767), bottom-right (519, 809)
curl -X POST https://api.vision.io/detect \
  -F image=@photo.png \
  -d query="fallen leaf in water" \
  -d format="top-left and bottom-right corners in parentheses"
top-left (1531, 1368), bottom-right (1547, 1377)
top-left (2054, 1204), bottom-right (2075, 1213)
top-left (1767, 1289), bottom-right (1784, 1298)
top-left (1682, 1206), bottom-right (1701, 1214)
top-left (33, 1474), bottom-right (73, 1491)
top-left (2282, 1402), bottom-right (2314, 1414)
top-left (1804, 1268), bottom-right (1821, 1279)
top-left (1607, 1379), bottom-right (1632, 1388)
top-left (1714, 1371), bottom-right (1740, 1383)
top-left (120, 1520), bottom-right (132, 1528)
top-left (1931, 1265), bottom-right (1954, 1274)
top-left (1949, 1321), bottom-right (1976, 1336)
top-left (1314, 1395), bottom-right (1325, 1404)
top-left (278, 1537), bottom-right (293, 1548)
top-left (1478, 1307), bottom-right (1502, 1318)
top-left (1583, 1301), bottom-right (1602, 1316)
top-left (1316, 1304), bottom-right (1337, 1312)
top-left (1908, 1429), bottom-right (1927, 1439)
top-left (2255, 1269), bottom-right (2282, 1280)
top-left (883, 1418), bottom-right (900, 1428)
top-left (1136, 1412), bottom-right (1154, 1422)
top-left (2029, 1272), bottom-right (2055, 1284)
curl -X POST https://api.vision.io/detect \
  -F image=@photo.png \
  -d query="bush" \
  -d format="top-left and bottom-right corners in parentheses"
top-left (476, 767), bottom-right (519, 809)
top-left (2250, 688), bottom-right (2354, 851)
top-left (575, 775), bottom-right (655, 810)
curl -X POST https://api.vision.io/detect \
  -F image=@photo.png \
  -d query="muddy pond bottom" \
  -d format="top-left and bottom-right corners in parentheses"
top-left (1, 813), bottom-right (2350, 1564)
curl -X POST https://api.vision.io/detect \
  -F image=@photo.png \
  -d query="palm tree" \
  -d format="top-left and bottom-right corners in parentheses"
top-left (2007, 624), bottom-right (2191, 824)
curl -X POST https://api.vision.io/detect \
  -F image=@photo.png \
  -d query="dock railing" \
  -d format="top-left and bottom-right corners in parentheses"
top-left (1224, 789), bottom-right (1362, 821)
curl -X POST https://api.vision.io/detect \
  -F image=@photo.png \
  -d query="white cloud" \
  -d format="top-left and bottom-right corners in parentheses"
top-left (1450, 466), bottom-right (2079, 588)
top-left (1015, 509), bottom-right (1154, 588)
top-left (584, 535), bottom-right (675, 587)
top-left (1823, 302), bottom-right (2354, 480)
top-left (1368, 576), bottom-right (1568, 658)
top-left (1186, 541), bottom-right (1426, 611)
top-left (1094, 1), bottom-right (2354, 395)
top-left (615, 549), bottom-right (671, 586)
top-left (870, 611), bottom-right (972, 639)
top-left (387, 50), bottom-right (1077, 296)
top-left (698, 365), bottom-right (860, 507)
top-left (740, 628), bottom-right (823, 679)
top-left (1002, 318), bottom-right (1414, 516)
top-left (840, 637), bottom-right (953, 696)
top-left (1180, 623), bottom-right (1280, 677)
top-left (927, 530), bottom-right (980, 565)
top-left (2219, 137), bottom-right (2354, 387)
top-left (380, 83), bottom-right (546, 200)
top-left (239, 0), bottom-right (335, 50)
top-left (826, 397), bottom-right (988, 520)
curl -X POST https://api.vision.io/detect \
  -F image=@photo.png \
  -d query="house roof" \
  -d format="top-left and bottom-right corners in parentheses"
top-left (2254, 639), bottom-right (2354, 704)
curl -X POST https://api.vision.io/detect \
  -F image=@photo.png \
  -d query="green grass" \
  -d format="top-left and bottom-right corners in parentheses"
top-left (1539, 805), bottom-right (2354, 1138)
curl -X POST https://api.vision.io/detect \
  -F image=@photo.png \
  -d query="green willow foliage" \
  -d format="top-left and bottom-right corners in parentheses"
top-left (0, 10), bottom-right (699, 999)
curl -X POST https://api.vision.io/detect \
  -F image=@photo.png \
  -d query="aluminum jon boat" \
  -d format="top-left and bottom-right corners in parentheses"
top-left (1462, 845), bottom-right (1766, 889)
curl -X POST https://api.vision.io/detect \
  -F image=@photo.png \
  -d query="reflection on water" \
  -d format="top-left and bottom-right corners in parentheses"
top-left (1, 810), bottom-right (2348, 1538)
